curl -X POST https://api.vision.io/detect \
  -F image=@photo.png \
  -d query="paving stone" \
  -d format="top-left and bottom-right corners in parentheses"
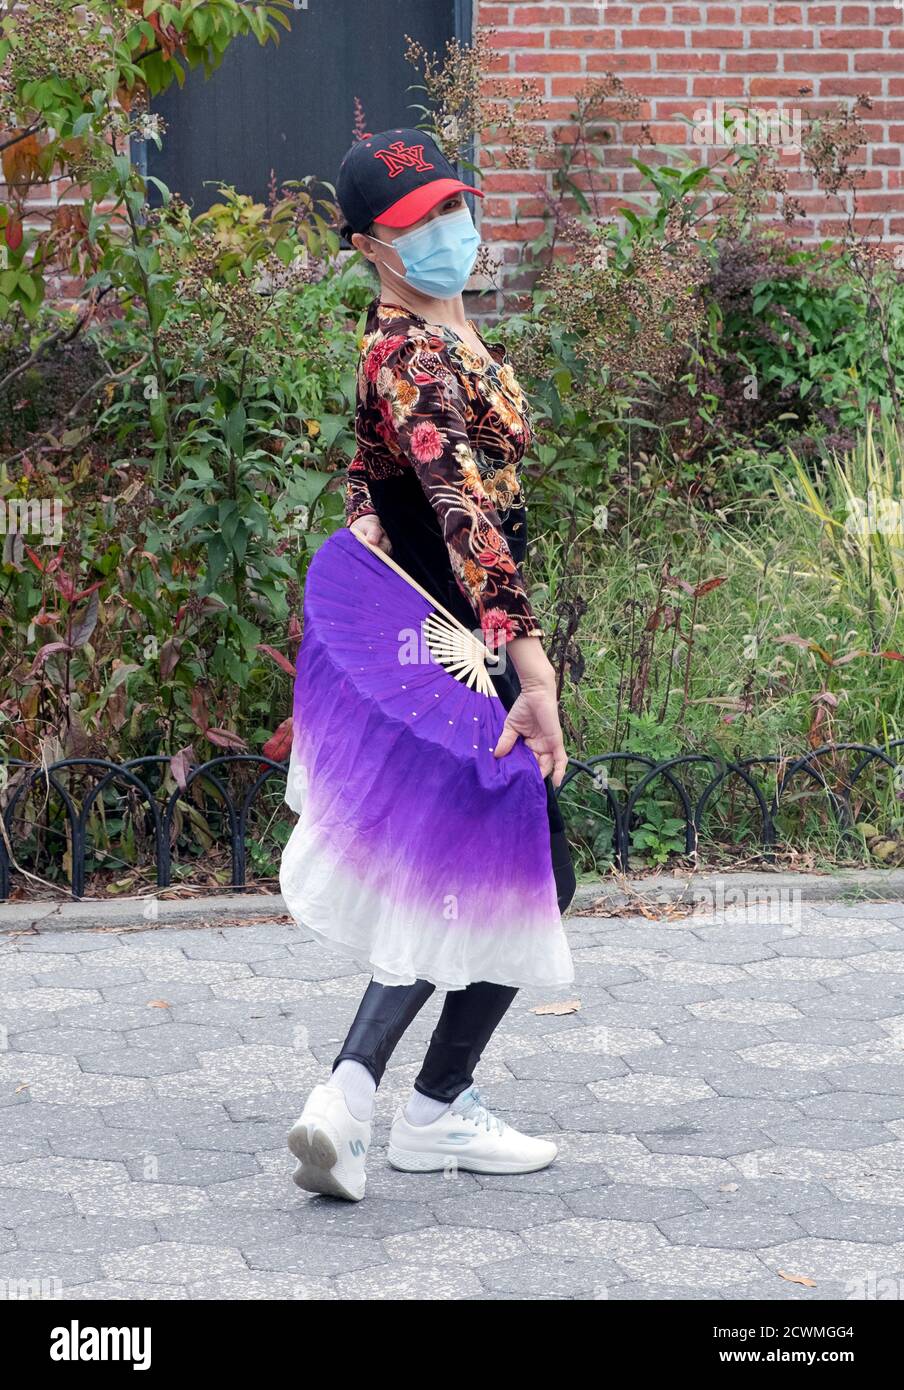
top-left (636, 1127), bottom-right (772, 1158)
top-left (656, 1207), bottom-right (806, 1248)
top-left (14, 1214), bottom-right (159, 1254)
top-left (174, 1121), bottom-right (288, 1154)
top-left (0, 1187), bottom-right (74, 1226)
top-left (54, 1003), bottom-right (173, 1031)
top-left (4, 896), bottom-right (904, 1301)
top-left (122, 1150), bottom-right (261, 1185)
top-left (823, 1064), bottom-right (904, 1094)
top-left (795, 1202), bottom-right (904, 1243)
top-left (657, 1021), bottom-right (775, 1050)
top-left (9, 934), bottom-right (119, 954)
top-left (0, 1250), bottom-right (104, 1285)
top-left (383, 1225), bottom-right (525, 1266)
top-left (764, 1018), bottom-right (886, 1046)
top-left (187, 1273), bottom-right (337, 1299)
top-left (124, 1023), bottom-right (243, 1050)
top-left (626, 1045), bottom-right (746, 1076)
top-left (799, 1092), bottom-right (904, 1122)
top-left (1, 1157), bottom-right (129, 1192)
top-left (760, 1119), bottom-right (896, 1151)
top-left (36, 965), bottom-right (149, 990)
top-left (564, 1183), bottom-right (705, 1222)
top-left (0, 1136), bottom-right (51, 1164)
top-left (77, 1047), bottom-right (201, 1077)
top-left (476, 1254), bottom-right (623, 1297)
top-left (101, 1241), bottom-right (245, 1284)
top-left (245, 1234), bottom-right (386, 1276)
top-left (604, 1281), bottom-right (722, 1299)
top-left (102, 1098), bottom-right (230, 1131)
top-left (687, 999), bottom-right (802, 1024)
top-left (499, 1053), bottom-right (629, 1083)
top-left (100, 981), bottom-right (216, 1006)
top-left (759, 1236), bottom-right (904, 1285)
top-left (430, 1190), bottom-right (569, 1230)
top-left (333, 1262), bottom-right (482, 1299)
top-left (69, 1178), bottom-right (212, 1219)
top-left (9, 1028), bottom-right (122, 1055)
top-left (65, 1280), bottom-right (191, 1300)
top-left (48, 1131), bottom-right (182, 1163)
top-left (701, 1067), bottom-right (835, 1100)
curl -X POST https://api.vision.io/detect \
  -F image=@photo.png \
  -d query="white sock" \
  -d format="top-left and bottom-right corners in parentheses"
top-left (404, 1089), bottom-right (452, 1126)
top-left (331, 1060), bottom-right (377, 1122)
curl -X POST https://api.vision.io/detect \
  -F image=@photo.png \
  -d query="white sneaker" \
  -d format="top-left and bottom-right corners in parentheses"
top-left (287, 1082), bottom-right (371, 1201)
top-left (387, 1084), bottom-right (557, 1175)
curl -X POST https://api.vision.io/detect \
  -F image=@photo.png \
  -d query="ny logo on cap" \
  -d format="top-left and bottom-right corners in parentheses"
top-left (373, 140), bottom-right (435, 179)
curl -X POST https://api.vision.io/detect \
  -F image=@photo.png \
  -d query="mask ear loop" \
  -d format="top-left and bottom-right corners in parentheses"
top-left (357, 231), bottom-right (410, 286)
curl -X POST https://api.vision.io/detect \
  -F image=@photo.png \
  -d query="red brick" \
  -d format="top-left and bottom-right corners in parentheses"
top-left (740, 4), bottom-right (771, 19)
top-left (820, 27), bottom-right (883, 46)
top-left (692, 28), bottom-right (746, 47)
top-left (672, 6), bottom-right (702, 20)
top-left (750, 77), bottom-right (821, 96)
top-left (726, 53), bottom-right (779, 72)
top-left (513, 5), bottom-right (567, 21)
top-left (839, 5), bottom-right (873, 19)
top-left (515, 53), bottom-right (581, 71)
top-left (794, 53), bottom-right (851, 71)
top-left (630, 76), bottom-right (691, 94)
top-left (859, 52), bottom-right (904, 69)
top-left (872, 146), bottom-right (901, 165)
top-left (587, 52), bottom-right (653, 71)
top-left (819, 77), bottom-right (885, 96)
top-left (692, 77), bottom-right (746, 96)
top-left (656, 53), bottom-right (723, 71)
top-left (481, 172), bottom-right (545, 193)
top-left (622, 28), bottom-right (687, 45)
top-left (549, 28), bottom-right (617, 46)
top-left (488, 29), bottom-right (547, 47)
top-left (749, 28), bottom-right (814, 47)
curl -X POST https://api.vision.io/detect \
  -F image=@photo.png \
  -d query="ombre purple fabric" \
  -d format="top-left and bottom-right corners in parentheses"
top-left (278, 527), bottom-right (574, 991)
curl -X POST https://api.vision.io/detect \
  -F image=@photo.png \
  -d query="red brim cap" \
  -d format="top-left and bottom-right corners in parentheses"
top-left (375, 178), bottom-right (484, 229)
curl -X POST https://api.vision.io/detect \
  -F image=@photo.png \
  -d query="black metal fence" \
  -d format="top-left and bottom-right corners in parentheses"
top-left (2, 740), bottom-right (902, 902)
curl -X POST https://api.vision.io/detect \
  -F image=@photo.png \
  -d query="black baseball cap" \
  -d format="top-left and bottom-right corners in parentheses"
top-left (336, 127), bottom-right (483, 236)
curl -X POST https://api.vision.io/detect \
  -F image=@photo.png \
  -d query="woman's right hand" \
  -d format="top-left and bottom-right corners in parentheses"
top-left (350, 513), bottom-right (391, 554)
top-left (493, 675), bottom-right (568, 787)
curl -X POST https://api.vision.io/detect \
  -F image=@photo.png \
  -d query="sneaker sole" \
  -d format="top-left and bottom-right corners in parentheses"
top-left (387, 1141), bottom-right (556, 1175)
top-left (288, 1120), bottom-right (364, 1201)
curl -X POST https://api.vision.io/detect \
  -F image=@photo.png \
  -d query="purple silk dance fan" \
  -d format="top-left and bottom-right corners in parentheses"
top-left (278, 526), bottom-right (574, 992)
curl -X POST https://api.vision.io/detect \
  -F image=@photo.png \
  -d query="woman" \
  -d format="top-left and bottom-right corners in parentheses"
top-left (284, 128), bottom-right (576, 1201)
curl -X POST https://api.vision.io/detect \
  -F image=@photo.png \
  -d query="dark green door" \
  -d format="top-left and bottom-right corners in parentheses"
top-left (146, 0), bottom-right (471, 215)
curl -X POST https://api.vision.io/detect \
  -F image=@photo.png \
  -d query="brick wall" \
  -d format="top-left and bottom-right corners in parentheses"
top-left (472, 1), bottom-right (903, 297)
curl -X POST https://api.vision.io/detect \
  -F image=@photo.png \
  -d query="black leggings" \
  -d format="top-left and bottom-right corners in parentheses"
top-left (332, 824), bottom-right (576, 1103)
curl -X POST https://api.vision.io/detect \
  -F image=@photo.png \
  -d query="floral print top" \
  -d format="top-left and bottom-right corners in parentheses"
top-left (345, 297), bottom-right (543, 646)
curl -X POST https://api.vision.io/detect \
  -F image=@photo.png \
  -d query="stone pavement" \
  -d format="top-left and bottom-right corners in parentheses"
top-left (2, 896), bottom-right (904, 1301)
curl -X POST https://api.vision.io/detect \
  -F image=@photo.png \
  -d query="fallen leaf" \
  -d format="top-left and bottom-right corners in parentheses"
top-left (531, 999), bottom-right (581, 1015)
top-left (147, 1000), bottom-right (170, 1009)
top-left (778, 1270), bottom-right (817, 1287)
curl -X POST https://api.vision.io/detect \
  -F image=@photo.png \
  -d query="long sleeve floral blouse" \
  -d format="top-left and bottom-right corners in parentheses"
top-left (345, 297), bottom-right (543, 647)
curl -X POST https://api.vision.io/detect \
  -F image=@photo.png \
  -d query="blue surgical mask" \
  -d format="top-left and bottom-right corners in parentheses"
top-left (363, 205), bottom-right (481, 300)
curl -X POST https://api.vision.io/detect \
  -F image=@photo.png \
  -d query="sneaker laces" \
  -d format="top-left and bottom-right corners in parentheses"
top-left (455, 1086), bottom-right (505, 1136)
